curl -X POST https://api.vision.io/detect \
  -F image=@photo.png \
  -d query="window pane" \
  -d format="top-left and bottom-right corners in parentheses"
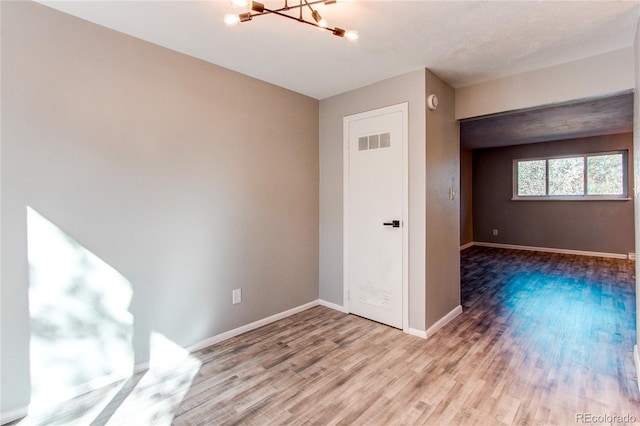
top-left (517, 160), bottom-right (546, 196)
top-left (548, 157), bottom-right (584, 195)
top-left (587, 154), bottom-right (623, 195)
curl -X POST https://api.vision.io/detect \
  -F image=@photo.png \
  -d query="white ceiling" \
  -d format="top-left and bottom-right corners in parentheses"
top-left (38, 0), bottom-right (640, 100)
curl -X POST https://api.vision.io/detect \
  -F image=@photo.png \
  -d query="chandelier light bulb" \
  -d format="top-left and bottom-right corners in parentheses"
top-left (230, 0), bottom-right (250, 8)
top-left (224, 13), bottom-right (241, 26)
top-left (344, 30), bottom-right (359, 41)
top-left (312, 10), bottom-right (326, 27)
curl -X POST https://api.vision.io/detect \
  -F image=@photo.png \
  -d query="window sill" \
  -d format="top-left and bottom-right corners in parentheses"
top-left (511, 197), bottom-right (632, 202)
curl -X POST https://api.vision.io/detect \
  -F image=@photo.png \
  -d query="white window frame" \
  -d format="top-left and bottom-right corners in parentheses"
top-left (512, 150), bottom-right (630, 201)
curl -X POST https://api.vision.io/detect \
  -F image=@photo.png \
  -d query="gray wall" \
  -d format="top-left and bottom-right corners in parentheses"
top-left (424, 70), bottom-right (460, 328)
top-left (1, 1), bottom-right (319, 415)
top-left (319, 69), bottom-right (427, 330)
top-left (460, 148), bottom-right (473, 245)
top-left (473, 133), bottom-right (634, 254)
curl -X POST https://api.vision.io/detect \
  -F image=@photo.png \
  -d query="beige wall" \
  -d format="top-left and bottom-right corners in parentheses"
top-left (425, 70), bottom-right (460, 328)
top-left (1, 2), bottom-right (319, 416)
top-left (319, 69), bottom-right (427, 330)
top-left (456, 48), bottom-right (635, 120)
top-left (473, 134), bottom-right (634, 255)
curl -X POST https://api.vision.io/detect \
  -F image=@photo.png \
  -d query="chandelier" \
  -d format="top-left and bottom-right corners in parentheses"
top-left (224, 0), bottom-right (359, 41)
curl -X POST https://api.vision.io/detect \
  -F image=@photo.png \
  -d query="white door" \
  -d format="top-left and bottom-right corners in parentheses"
top-left (344, 103), bottom-right (407, 329)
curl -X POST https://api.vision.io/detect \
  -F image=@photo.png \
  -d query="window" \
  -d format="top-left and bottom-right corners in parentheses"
top-left (514, 151), bottom-right (628, 200)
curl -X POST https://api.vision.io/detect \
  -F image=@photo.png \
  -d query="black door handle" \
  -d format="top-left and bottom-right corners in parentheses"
top-left (383, 220), bottom-right (400, 228)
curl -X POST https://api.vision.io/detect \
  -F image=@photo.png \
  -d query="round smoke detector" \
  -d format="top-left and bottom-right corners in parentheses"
top-left (427, 94), bottom-right (439, 110)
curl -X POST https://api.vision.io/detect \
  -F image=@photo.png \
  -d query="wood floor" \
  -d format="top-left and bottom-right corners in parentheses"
top-left (8, 247), bottom-right (640, 425)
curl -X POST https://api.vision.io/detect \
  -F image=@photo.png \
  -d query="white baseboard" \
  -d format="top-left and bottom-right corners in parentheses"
top-left (470, 241), bottom-right (631, 260)
top-left (405, 305), bottom-right (463, 340)
top-left (0, 300), bottom-right (320, 425)
top-left (426, 305), bottom-right (463, 339)
top-left (319, 299), bottom-right (348, 313)
top-left (635, 345), bottom-right (640, 393)
top-left (406, 328), bottom-right (427, 339)
top-left (318, 301), bottom-right (440, 340)
top-left (459, 241), bottom-right (474, 251)
top-left (321, 300), bottom-right (457, 341)
top-left (187, 300), bottom-right (319, 353)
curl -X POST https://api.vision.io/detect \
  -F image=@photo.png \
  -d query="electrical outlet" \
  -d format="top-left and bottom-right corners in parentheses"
top-left (492, 229), bottom-right (499, 236)
top-left (232, 288), bottom-right (242, 304)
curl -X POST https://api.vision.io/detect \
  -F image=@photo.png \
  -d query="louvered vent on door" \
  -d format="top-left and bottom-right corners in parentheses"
top-left (357, 132), bottom-right (391, 151)
top-left (358, 136), bottom-right (368, 151)
top-left (379, 132), bottom-right (391, 148)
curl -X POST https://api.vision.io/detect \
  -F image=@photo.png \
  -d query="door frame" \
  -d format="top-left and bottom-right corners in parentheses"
top-left (343, 102), bottom-right (409, 332)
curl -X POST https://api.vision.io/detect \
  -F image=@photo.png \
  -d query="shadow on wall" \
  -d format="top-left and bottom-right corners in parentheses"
top-left (22, 208), bottom-right (201, 424)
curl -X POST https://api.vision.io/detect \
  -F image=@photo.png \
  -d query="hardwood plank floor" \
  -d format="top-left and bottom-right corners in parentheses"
top-left (8, 247), bottom-right (640, 425)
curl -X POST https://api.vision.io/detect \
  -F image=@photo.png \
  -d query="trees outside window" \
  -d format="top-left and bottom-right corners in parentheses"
top-left (514, 151), bottom-right (627, 200)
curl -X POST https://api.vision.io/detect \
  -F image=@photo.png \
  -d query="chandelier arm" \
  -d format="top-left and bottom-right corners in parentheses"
top-left (247, 2), bottom-right (330, 22)
top-left (303, 0), bottom-right (316, 14)
top-left (260, 0), bottom-right (329, 14)
top-left (257, 7), bottom-right (336, 32)
top-left (230, 0), bottom-right (354, 38)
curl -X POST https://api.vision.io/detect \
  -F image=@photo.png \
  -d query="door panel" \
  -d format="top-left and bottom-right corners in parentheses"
top-left (346, 108), bottom-right (404, 329)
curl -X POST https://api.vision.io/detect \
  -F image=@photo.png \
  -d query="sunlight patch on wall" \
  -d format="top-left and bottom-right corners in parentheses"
top-left (23, 208), bottom-right (202, 424)
top-left (26, 207), bottom-right (134, 410)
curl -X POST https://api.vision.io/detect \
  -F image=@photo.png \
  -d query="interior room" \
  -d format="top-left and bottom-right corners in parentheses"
top-left (2, 1), bottom-right (640, 424)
